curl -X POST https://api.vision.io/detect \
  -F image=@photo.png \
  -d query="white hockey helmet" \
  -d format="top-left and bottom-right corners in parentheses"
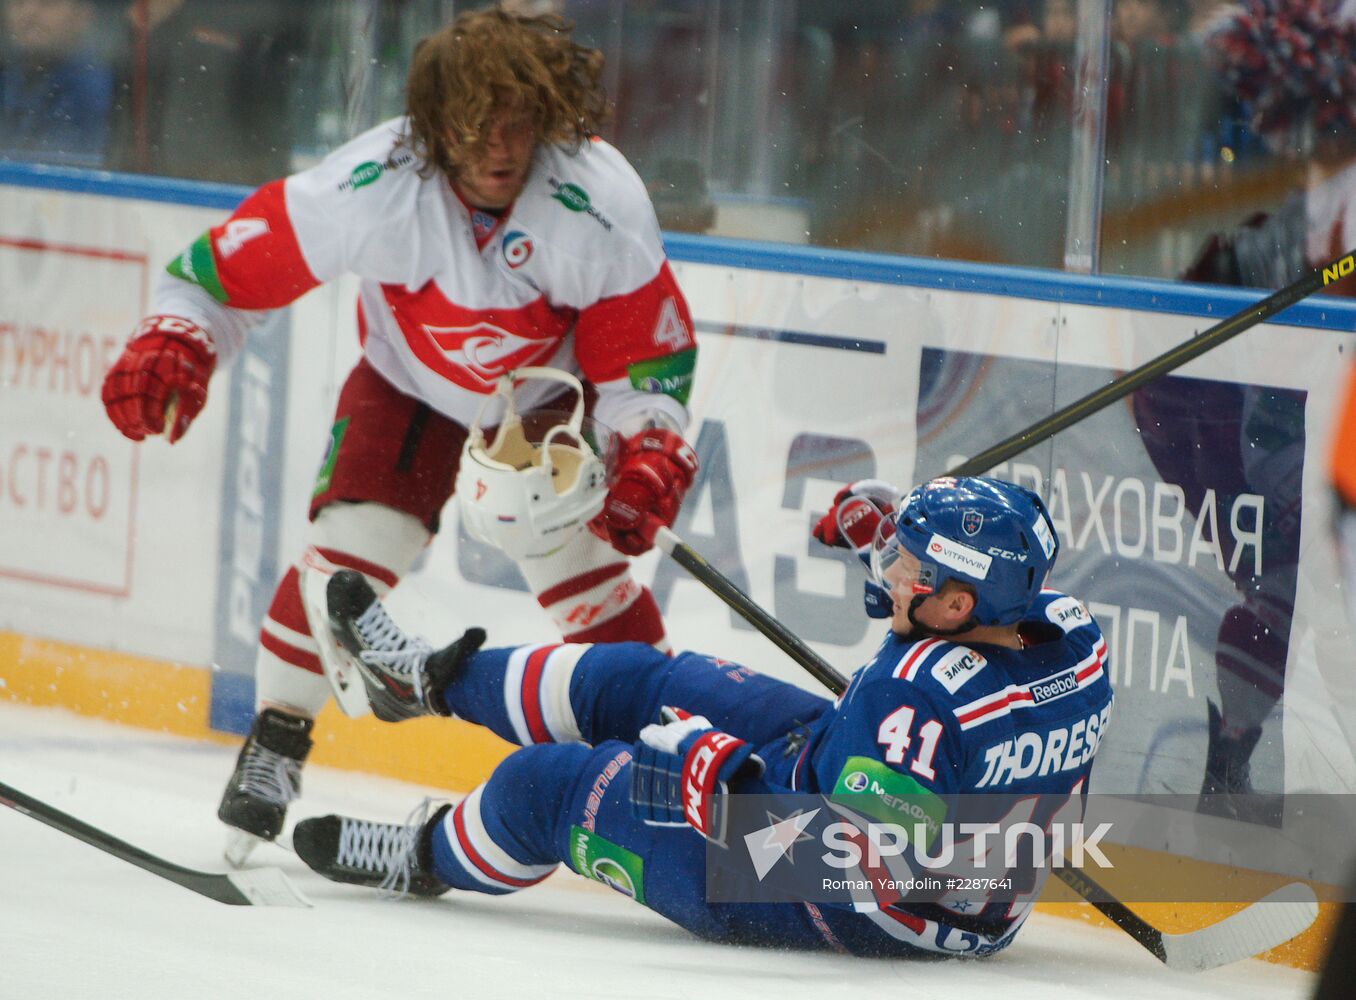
top-left (455, 367), bottom-right (608, 560)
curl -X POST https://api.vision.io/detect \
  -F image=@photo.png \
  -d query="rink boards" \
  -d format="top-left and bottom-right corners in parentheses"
top-left (1, 166), bottom-right (1353, 969)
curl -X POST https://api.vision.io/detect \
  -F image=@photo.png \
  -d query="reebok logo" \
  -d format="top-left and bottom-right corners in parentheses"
top-left (1029, 669), bottom-right (1078, 704)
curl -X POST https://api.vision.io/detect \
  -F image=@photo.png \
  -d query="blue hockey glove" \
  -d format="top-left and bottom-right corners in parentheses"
top-left (630, 707), bottom-right (764, 845)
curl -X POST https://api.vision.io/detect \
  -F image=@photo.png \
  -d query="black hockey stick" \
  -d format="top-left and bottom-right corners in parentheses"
top-left (0, 779), bottom-right (310, 907)
top-left (945, 247), bottom-right (1356, 478)
top-left (652, 526), bottom-right (1319, 969)
top-left (655, 527), bottom-right (848, 696)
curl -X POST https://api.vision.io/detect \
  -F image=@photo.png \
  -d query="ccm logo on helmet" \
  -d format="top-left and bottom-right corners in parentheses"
top-left (927, 534), bottom-right (992, 580)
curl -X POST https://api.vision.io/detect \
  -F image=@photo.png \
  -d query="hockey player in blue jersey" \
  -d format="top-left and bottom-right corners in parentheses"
top-left (293, 476), bottom-right (1113, 957)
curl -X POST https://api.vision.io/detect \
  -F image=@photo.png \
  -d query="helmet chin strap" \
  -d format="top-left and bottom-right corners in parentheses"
top-left (904, 594), bottom-right (977, 638)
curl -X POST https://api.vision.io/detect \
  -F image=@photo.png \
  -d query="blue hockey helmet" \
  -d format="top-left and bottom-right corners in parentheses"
top-left (869, 477), bottom-right (1059, 627)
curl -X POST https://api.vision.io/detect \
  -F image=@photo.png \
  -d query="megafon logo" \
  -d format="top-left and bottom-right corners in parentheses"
top-left (590, 857), bottom-right (637, 899)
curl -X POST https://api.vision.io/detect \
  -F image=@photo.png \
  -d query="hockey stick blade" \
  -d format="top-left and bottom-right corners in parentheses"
top-left (0, 779), bottom-right (311, 908)
top-left (1156, 882), bottom-right (1319, 973)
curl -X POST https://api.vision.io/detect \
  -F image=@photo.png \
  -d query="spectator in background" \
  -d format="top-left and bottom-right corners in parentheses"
top-left (0, 0), bottom-right (114, 167)
top-left (1157, 0), bottom-right (1356, 822)
top-left (1184, 1), bottom-right (1356, 290)
top-left (106, 0), bottom-right (305, 184)
top-left (1114, 0), bottom-right (1185, 46)
top-left (1105, 0), bottom-right (1199, 199)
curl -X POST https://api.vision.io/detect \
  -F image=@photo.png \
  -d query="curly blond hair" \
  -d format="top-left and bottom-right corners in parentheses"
top-left (402, 5), bottom-right (610, 178)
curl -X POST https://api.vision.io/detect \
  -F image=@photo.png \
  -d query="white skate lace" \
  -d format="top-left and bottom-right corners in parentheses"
top-left (353, 601), bottom-right (434, 703)
top-left (238, 746), bottom-right (300, 806)
top-left (337, 798), bottom-right (436, 897)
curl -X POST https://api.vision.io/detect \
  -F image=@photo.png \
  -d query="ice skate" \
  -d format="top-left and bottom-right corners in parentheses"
top-left (217, 707), bottom-right (314, 867)
top-left (323, 569), bottom-right (484, 722)
top-left (1199, 700), bottom-right (1281, 825)
top-left (293, 800), bottom-right (452, 897)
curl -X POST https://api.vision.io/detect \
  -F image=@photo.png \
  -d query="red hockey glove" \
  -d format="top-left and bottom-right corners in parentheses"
top-left (594, 428), bottom-right (698, 556)
top-left (811, 479), bottom-right (899, 552)
top-left (101, 315), bottom-right (216, 443)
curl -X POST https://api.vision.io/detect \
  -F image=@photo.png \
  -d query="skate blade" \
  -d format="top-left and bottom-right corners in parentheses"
top-left (223, 827), bottom-right (266, 869)
top-left (299, 549), bottom-right (372, 718)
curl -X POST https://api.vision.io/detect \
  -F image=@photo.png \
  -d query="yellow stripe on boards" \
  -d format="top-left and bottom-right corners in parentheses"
top-left (0, 632), bottom-right (220, 740)
top-left (0, 631), bottom-right (513, 789)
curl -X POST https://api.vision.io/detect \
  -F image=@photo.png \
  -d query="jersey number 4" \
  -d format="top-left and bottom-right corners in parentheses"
top-left (216, 218), bottom-right (270, 258)
top-left (877, 705), bottom-right (943, 781)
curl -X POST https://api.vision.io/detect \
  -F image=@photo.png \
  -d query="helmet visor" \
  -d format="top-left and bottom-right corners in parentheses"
top-left (870, 521), bottom-right (936, 599)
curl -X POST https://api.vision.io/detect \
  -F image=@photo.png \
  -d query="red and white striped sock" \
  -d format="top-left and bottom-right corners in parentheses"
top-left (254, 503), bottom-right (429, 715)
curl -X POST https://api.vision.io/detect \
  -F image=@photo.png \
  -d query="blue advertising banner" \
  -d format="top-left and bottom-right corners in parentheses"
top-left (210, 312), bottom-right (293, 733)
top-left (914, 348), bottom-right (1305, 823)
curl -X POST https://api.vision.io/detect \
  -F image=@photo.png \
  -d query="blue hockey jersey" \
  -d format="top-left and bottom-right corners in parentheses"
top-left (756, 590), bottom-right (1113, 956)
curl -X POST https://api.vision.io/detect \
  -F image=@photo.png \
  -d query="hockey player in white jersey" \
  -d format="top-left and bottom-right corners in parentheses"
top-left (99, 6), bottom-right (700, 865)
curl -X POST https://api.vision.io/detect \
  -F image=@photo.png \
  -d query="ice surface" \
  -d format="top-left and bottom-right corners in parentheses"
top-left (0, 701), bottom-right (1317, 1000)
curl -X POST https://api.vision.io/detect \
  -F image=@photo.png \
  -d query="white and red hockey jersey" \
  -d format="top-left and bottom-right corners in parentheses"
top-left (153, 117), bottom-right (698, 432)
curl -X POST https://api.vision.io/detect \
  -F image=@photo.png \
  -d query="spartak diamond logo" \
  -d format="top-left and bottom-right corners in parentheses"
top-left (415, 321), bottom-right (557, 391)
